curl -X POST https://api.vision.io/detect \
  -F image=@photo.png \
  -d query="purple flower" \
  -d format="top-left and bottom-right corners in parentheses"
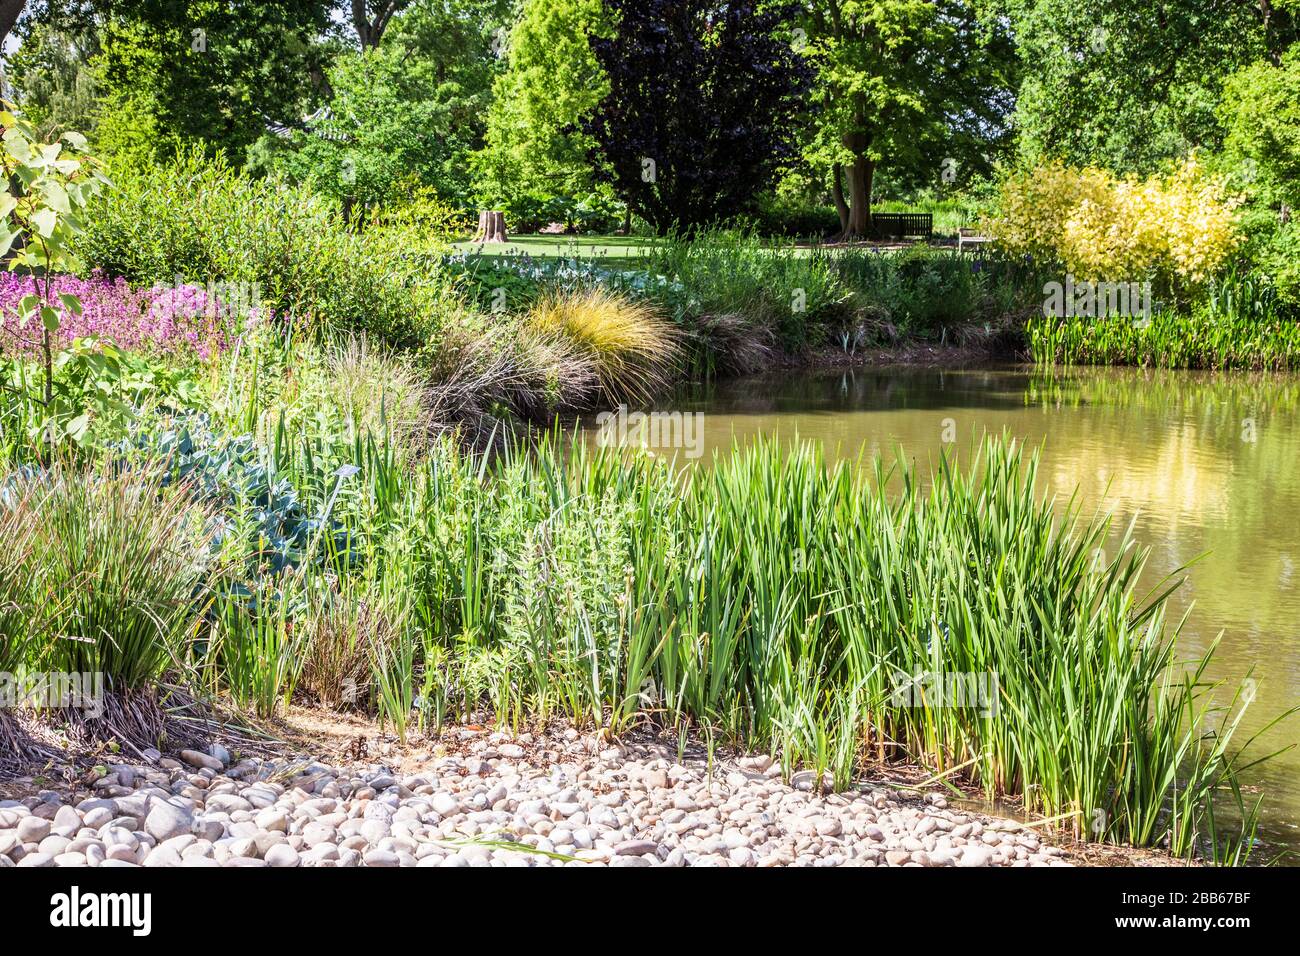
top-left (0, 273), bottom-right (233, 359)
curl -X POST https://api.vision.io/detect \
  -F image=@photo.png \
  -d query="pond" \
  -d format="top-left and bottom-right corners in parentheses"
top-left (585, 364), bottom-right (1300, 860)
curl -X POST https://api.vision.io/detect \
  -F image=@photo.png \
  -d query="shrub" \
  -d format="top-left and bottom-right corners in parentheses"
top-left (986, 158), bottom-right (1242, 290)
top-left (77, 149), bottom-right (462, 348)
top-left (833, 246), bottom-right (1041, 338)
top-left (644, 226), bottom-right (852, 348)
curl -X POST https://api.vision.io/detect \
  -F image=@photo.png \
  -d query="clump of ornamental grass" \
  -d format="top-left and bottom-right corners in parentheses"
top-left (7, 468), bottom-right (210, 691)
top-left (0, 488), bottom-right (39, 675)
top-left (528, 288), bottom-right (681, 403)
top-left (0, 467), bottom-right (217, 754)
top-left (325, 336), bottom-right (433, 451)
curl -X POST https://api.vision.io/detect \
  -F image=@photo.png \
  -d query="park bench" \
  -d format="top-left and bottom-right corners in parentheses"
top-left (957, 227), bottom-right (993, 253)
top-left (867, 212), bottom-right (932, 242)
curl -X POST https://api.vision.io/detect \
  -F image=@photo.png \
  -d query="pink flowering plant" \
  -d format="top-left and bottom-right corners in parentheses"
top-left (0, 273), bottom-right (232, 359)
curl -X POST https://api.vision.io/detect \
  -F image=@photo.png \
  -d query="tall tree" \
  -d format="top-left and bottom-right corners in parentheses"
top-left (1001, 0), bottom-right (1298, 174)
top-left (29, 1), bottom-right (334, 160)
top-left (798, 0), bottom-right (1016, 240)
top-left (474, 0), bottom-right (609, 205)
top-left (582, 0), bottom-right (809, 233)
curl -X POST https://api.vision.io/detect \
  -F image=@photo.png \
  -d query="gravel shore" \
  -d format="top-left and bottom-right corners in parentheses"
top-left (0, 728), bottom-right (1070, 868)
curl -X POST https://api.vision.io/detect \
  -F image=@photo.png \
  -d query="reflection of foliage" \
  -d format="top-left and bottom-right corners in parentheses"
top-left (1026, 366), bottom-right (1300, 418)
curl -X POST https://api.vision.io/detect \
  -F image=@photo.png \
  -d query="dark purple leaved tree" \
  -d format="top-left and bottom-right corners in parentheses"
top-left (581, 0), bottom-right (809, 235)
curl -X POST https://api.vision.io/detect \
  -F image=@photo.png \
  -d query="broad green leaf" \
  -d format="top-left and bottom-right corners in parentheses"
top-left (66, 413), bottom-right (90, 444)
top-left (58, 293), bottom-right (83, 316)
top-left (43, 181), bottom-right (70, 214)
top-left (31, 207), bottom-right (57, 237)
top-left (40, 305), bottom-right (60, 332)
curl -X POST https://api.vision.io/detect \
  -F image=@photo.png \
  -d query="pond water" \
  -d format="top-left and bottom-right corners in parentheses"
top-left (586, 364), bottom-right (1300, 860)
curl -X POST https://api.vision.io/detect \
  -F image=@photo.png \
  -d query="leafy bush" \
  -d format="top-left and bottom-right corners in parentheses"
top-left (500, 191), bottom-right (624, 234)
top-left (644, 226), bottom-right (852, 348)
top-left (77, 149), bottom-right (462, 348)
top-left (986, 158), bottom-right (1243, 289)
top-left (750, 194), bottom-right (840, 240)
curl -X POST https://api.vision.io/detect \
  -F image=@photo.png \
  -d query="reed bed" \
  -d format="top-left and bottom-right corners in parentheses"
top-left (1030, 311), bottom-right (1300, 370)
top-left (276, 428), bottom-right (1271, 857)
top-left (0, 420), bottom-right (1279, 861)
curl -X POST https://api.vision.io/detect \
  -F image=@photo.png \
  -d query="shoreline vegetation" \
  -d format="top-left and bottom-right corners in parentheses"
top-left (1, 119), bottom-right (1297, 869)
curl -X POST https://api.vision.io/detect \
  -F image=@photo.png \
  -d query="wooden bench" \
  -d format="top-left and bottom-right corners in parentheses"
top-left (867, 213), bottom-right (932, 242)
top-left (957, 227), bottom-right (992, 253)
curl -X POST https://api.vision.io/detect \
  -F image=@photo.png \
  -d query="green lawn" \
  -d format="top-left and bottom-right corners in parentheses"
top-left (452, 234), bottom-right (660, 265)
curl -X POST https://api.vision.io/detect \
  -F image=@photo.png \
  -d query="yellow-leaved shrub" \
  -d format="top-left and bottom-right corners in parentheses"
top-left (985, 158), bottom-right (1242, 285)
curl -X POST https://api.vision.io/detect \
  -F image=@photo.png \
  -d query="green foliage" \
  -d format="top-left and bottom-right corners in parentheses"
top-left (260, 40), bottom-right (489, 208)
top-left (474, 0), bottom-right (610, 205)
top-left (1029, 309), bottom-right (1300, 370)
top-left (86, 1), bottom-right (332, 163)
top-left (2, 342), bottom-right (203, 453)
top-left (498, 191), bottom-right (623, 234)
top-left (0, 103), bottom-right (112, 450)
top-left (1005, 0), bottom-right (1297, 174)
top-left (4, 23), bottom-right (99, 141)
top-left (265, 428), bottom-right (1270, 857)
top-left (0, 467), bottom-right (209, 692)
top-left (796, 0), bottom-right (1017, 234)
top-left (77, 150), bottom-right (461, 347)
top-left (645, 227), bottom-right (852, 348)
top-left (1221, 47), bottom-right (1300, 209)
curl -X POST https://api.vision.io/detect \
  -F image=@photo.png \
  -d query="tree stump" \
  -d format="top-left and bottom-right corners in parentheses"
top-left (473, 210), bottom-right (509, 243)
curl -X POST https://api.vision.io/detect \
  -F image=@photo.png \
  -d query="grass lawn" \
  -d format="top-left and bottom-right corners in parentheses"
top-left (451, 231), bottom-right (961, 268)
top-left (451, 234), bottom-right (660, 265)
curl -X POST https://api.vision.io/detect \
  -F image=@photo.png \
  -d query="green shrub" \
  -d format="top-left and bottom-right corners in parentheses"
top-left (834, 246), bottom-right (1039, 337)
top-left (77, 149), bottom-right (463, 348)
top-left (645, 226), bottom-right (852, 349)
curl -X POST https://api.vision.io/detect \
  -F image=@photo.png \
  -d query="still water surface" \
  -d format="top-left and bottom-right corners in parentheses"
top-left (599, 365), bottom-right (1300, 858)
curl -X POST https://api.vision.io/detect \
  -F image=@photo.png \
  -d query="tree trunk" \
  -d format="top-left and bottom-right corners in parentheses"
top-left (351, 0), bottom-right (402, 50)
top-left (844, 156), bottom-right (873, 240)
top-left (474, 210), bottom-right (509, 243)
top-left (836, 126), bottom-right (874, 242)
top-left (830, 163), bottom-right (849, 237)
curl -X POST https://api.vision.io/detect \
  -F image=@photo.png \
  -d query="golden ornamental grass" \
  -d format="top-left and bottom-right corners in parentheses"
top-left (528, 288), bottom-right (681, 403)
